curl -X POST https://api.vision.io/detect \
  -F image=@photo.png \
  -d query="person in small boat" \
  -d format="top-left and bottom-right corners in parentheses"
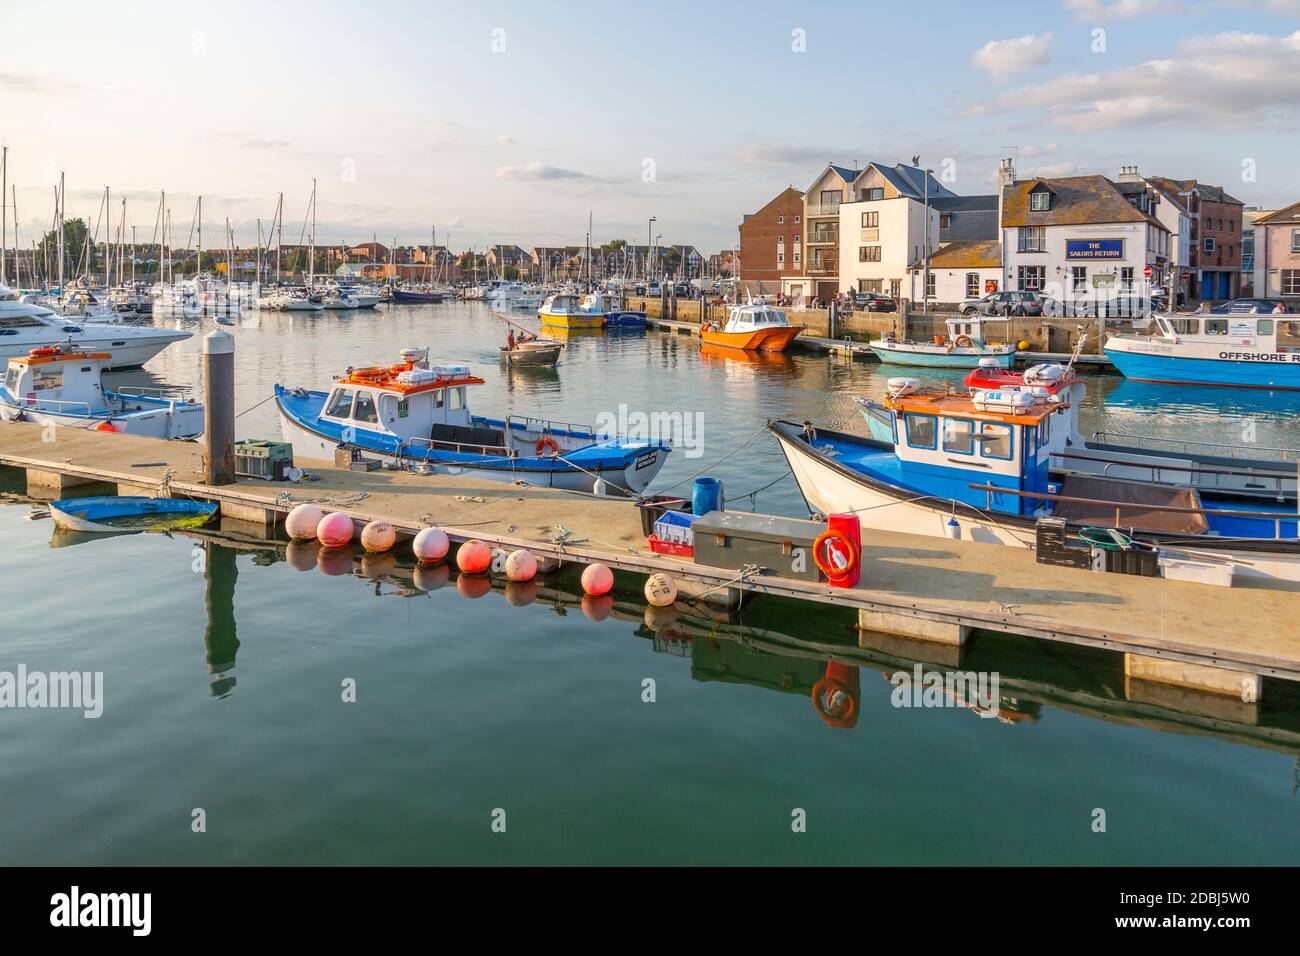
top-left (507, 329), bottom-right (516, 348)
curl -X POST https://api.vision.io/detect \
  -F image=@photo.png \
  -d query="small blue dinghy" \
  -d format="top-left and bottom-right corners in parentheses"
top-left (48, 496), bottom-right (219, 534)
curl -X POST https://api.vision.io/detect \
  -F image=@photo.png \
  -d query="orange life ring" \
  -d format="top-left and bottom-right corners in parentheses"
top-left (812, 529), bottom-right (858, 580)
top-left (811, 675), bottom-right (857, 725)
top-left (535, 436), bottom-right (559, 456)
top-left (953, 334), bottom-right (974, 349)
top-left (29, 346), bottom-right (60, 357)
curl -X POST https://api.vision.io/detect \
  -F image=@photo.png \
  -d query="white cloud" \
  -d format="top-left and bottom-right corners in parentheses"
top-left (971, 34), bottom-right (1053, 81)
top-left (1064, 0), bottom-right (1182, 20)
top-left (977, 30), bottom-right (1300, 131)
top-left (495, 162), bottom-right (601, 182)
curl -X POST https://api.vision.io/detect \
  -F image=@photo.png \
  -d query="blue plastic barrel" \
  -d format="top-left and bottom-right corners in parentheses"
top-left (692, 477), bottom-right (724, 515)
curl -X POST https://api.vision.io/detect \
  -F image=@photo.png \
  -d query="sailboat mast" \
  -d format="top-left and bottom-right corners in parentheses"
top-left (308, 178), bottom-right (316, 289)
top-left (0, 145), bottom-right (7, 286)
top-left (276, 192), bottom-right (283, 285)
top-left (57, 172), bottom-right (64, 292)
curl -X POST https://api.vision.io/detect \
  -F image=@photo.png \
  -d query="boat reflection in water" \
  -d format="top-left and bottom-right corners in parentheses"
top-left (47, 520), bottom-right (1297, 758)
top-left (698, 343), bottom-right (796, 373)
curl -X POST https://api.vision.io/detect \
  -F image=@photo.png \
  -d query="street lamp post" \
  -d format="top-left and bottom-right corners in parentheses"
top-left (646, 216), bottom-right (656, 283)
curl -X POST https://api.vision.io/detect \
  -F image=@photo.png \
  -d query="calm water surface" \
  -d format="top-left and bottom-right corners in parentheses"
top-left (1, 302), bottom-right (1298, 865)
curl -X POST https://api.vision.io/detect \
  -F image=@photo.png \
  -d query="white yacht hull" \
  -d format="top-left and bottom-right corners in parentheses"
top-left (0, 332), bottom-right (188, 370)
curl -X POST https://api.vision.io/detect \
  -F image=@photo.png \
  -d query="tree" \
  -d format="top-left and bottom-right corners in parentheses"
top-left (33, 218), bottom-right (89, 282)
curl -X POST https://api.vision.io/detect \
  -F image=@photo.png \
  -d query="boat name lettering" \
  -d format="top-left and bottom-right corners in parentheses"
top-left (1218, 351), bottom-right (1300, 363)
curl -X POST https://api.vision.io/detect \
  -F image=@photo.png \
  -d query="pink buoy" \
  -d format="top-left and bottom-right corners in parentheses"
top-left (360, 519), bottom-right (397, 553)
top-left (286, 503), bottom-right (324, 541)
top-left (413, 526), bottom-right (450, 563)
top-left (504, 549), bottom-right (538, 582)
top-left (456, 539), bottom-right (492, 574)
top-left (317, 512), bottom-right (354, 548)
top-left (581, 562), bottom-right (614, 596)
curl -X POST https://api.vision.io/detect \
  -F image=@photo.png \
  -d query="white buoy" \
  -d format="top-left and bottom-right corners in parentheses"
top-left (504, 549), bottom-right (538, 581)
top-left (944, 518), bottom-right (961, 540)
top-left (645, 573), bottom-right (678, 607)
top-left (286, 503), bottom-right (324, 540)
top-left (592, 478), bottom-right (608, 496)
top-left (360, 519), bottom-right (397, 553)
top-left (412, 526), bottom-right (450, 563)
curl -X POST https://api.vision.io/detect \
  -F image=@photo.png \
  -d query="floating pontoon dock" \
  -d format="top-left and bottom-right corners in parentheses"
top-left (2, 420), bottom-right (1297, 701)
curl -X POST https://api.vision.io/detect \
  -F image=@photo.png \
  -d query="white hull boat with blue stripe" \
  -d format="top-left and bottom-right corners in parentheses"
top-left (275, 348), bottom-right (670, 496)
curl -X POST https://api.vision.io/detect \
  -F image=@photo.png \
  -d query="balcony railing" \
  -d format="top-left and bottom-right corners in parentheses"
top-left (805, 204), bottom-right (842, 218)
top-left (804, 263), bottom-right (837, 277)
top-left (806, 234), bottom-right (837, 245)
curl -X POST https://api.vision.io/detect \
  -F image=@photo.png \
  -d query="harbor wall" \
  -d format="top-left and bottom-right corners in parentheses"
top-left (634, 296), bottom-right (1109, 352)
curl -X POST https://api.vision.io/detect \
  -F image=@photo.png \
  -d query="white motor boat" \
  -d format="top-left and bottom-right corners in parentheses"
top-left (0, 347), bottom-right (203, 438)
top-left (0, 285), bottom-right (190, 369)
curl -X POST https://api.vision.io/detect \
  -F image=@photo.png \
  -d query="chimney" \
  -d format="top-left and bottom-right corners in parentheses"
top-left (1117, 164), bottom-right (1142, 183)
top-left (997, 157), bottom-right (1016, 237)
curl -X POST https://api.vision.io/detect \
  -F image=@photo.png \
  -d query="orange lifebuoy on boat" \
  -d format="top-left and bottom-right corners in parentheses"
top-left (812, 529), bottom-right (859, 580)
top-left (30, 346), bottom-right (60, 358)
top-left (535, 436), bottom-right (559, 456)
top-left (954, 334), bottom-right (974, 349)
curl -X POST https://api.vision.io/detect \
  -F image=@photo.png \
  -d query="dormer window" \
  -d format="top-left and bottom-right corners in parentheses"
top-left (1030, 191), bottom-right (1050, 212)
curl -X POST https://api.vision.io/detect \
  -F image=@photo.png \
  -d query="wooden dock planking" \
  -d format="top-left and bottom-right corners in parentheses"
top-left (3, 419), bottom-right (1299, 684)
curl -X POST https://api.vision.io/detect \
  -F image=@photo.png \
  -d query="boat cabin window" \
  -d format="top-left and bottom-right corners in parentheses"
top-left (1171, 318), bottom-right (1200, 335)
top-left (352, 390), bottom-right (378, 424)
top-left (4, 366), bottom-right (19, 392)
top-left (904, 413), bottom-right (937, 450)
top-left (449, 387), bottom-right (465, 410)
top-left (942, 418), bottom-right (974, 455)
top-left (979, 423), bottom-right (1013, 460)
top-left (396, 398), bottom-right (409, 419)
top-left (325, 388), bottom-right (355, 418)
top-left (1204, 319), bottom-right (1228, 336)
top-left (0, 314), bottom-right (41, 329)
top-left (1257, 319), bottom-right (1274, 336)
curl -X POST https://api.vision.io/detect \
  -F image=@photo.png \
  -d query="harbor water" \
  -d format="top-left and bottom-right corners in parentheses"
top-left (2, 302), bottom-right (1299, 865)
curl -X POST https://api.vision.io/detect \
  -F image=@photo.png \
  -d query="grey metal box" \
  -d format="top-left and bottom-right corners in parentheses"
top-left (691, 511), bottom-right (825, 582)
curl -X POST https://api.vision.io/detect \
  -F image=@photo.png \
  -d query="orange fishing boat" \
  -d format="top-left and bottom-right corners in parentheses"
top-left (700, 303), bottom-right (804, 352)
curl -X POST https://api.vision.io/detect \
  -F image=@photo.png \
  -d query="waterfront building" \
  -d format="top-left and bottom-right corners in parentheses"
top-left (1251, 200), bottom-right (1300, 301)
top-left (1141, 173), bottom-right (1244, 301)
top-left (737, 186), bottom-right (804, 293)
top-left (997, 159), bottom-right (1170, 313)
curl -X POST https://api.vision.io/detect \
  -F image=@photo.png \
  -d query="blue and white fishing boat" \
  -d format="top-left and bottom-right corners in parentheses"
top-left (275, 348), bottom-right (671, 495)
top-left (0, 347), bottom-right (204, 438)
top-left (772, 377), bottom-right (1300, 582)
top-left (1105, 310), bottom-right (1300, 390)
top-left (869, 315), bottom-right (1016, 369)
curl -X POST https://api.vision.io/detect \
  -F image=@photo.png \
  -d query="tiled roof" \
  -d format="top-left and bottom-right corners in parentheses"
top-left (1147, 175), bottom-right (1243, 207)
top-left (871, 163), bottom-right (958, 201)
top-left (931, 194), bottom-right (997, 211)
top-left (829, 164), bottom-right (858, 182)
top-left (1001, 175), bottom-right (1167, 230)
top-left (928, 239), bottom-right (1002, 269)
top-left (1254, 200), bottom-right (1300, 224)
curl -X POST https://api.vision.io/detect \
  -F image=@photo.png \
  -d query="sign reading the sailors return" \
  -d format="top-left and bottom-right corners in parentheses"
top-left (1065, 238), bottom-right (1124, 260)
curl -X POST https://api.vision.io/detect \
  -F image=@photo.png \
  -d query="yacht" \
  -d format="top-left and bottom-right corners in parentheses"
top-left (0, 284), bottom-right (190, 369)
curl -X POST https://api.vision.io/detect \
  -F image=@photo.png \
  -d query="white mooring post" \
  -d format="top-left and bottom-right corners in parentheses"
top-left (204, 329), bottom-right (236, 485)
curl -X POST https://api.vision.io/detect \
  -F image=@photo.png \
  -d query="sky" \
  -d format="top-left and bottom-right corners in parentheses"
top-left (1, 0), bottom-right (1298, 255)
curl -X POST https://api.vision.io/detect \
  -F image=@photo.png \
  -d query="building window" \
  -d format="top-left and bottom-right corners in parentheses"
top-left (1072, 266), bottom-right (1088, 293)
top-left (1292, 229), bottom-right (1300, 252)
top-left (1030, 191), bottom-right (1050, 212)
top-left (1018, 226), bottom-right (1046, 253)
top-left (794, 215), bottom-right (800, 224)
top-left (1120, 267), bottom-right (1134, 292)
top-left (1204, 236), bottom-right (1216, 253)
top-left (859, 246), bottom-right (881, 262)
top-left (1017, 266), bottom-right (1045, 291)
top-left (777, 215), bottom-right (784, 224)
top-left (925, 272), bottom-right (936, 298)
top-left (819, 189), bottom-right (842, 208)
top-left (861, 211), bottom-right (878, 228)
top-left (890, 279), bottom-right (901, 299)
top-left (777, 236), bottom-right (784, 244)
top-left (777, 252), bottom-right (784, 264)
top-left (966, 272), bottom-right (980, 297)
top-left (940, 214), bottom-right (952, 229)
top-left (1283, 270), bottom-right (1300, 296)
top-left (794, 235), bottom-right (800, 245)
top-left (859, 279), bottom-right (883, 293)
top-left (862, 187), bottom-right (884, 202)
top-left (793, 252), bottom-right (800, 264)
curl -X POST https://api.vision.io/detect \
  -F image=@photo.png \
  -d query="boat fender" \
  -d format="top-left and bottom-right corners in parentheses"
top-left (535, 435), bottom-right (560, 456)
top-left (886, 377), bottom-right (921, 398)
top-left (813, 529), bottom-right (859, 581)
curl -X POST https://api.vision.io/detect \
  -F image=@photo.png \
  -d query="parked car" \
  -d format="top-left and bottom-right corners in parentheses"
top-left (1209, 298), bottom-right (1293, 314)
top-left (647, 282), bottom-right (662, 295)
top-left (852, 292), bottom-right (898, 312)
top-left (960, 291), bottom-right (1045, 317)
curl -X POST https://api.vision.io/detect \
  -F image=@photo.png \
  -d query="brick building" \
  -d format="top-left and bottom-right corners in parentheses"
top-left (737, 186), bottom-right (803, 293)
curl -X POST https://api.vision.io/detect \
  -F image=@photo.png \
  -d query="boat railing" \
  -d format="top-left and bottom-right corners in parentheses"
top-left (398, 436), bottom-right (517, 459)
top-left (506, 415), bottom-right (598, 441)
top-left (114, 385), bottom-right (192, 401)
top-left (968, 482), bottom-right (1296, 540)
top-left (1054, 450), bottom-right (1295, 499)
top-left (20, 397), bottom-right (97, 415)
top-left (1091, 430), bottom-right (1300, 463)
